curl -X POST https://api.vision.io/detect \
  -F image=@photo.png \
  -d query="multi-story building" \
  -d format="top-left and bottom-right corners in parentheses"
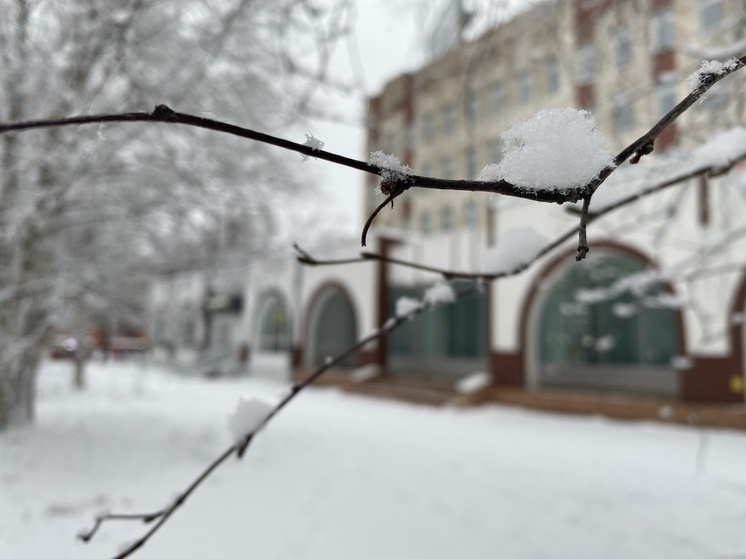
top-left (150, 0), bottom-right (746, 407)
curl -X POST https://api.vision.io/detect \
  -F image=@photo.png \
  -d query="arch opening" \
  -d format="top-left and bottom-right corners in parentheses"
top-left (533, 251), bottom-right (681, 396)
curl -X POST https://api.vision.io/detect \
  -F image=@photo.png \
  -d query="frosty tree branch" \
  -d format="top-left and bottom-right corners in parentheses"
top-left (0, 54), bottom-right (742, 559)
top-left (77, 281), bottom-right (478, 559)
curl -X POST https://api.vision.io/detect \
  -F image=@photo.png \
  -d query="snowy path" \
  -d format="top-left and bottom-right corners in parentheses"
top-left (2, 360), bottom-right (746, 559)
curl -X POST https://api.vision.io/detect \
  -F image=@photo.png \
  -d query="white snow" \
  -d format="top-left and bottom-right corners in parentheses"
top-left (687, 58), bottom-right (741, 92)
top-left (423, 280), bottom-right (455, 306)
top-left (395, 296), bottom-right (420, 317)
top-left (227, 397), bottom-right (273, 441)
top-left (671, 355), bottom-right (694, 370)
top-left (454, 372), bottom-right (492, 395)
top-left (478, 108), bottom-right (615, 192)
top-left (483, 227), bottom-right (548, 274)
top-left (301, 133), bottom-right (324, 161)
top-left (613, 302), bottom-right (639, 318)
top-left (693, 127), bottom-right (746, 171)
top-left (369, 151), bottom-right (414, 184)
top-left (3, 360), bottom-right (746, 559)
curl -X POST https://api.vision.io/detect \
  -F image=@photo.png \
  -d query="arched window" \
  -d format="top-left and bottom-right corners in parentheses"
top-left (536, 252), bottom-right (680, 395)
top-left (258, 296), bottom-right (289, 352)
top-left (309, 286), bottom-right (357, 367)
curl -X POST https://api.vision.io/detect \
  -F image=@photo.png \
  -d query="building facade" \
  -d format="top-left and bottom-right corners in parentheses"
top-left (150, 0), bottom-right (746, 404)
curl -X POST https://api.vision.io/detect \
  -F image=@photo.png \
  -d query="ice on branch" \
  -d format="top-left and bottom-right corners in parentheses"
top-left (687, 58), bottom-right (740, 92)
top-left (369, 151), bottom-right (414, 184)
top-left (478, 108), bottom-right (614, 192)
top-left (424, 280), bottom-right (455, 306)
top-left (227, 397), bottom-right (273, 441)
top-left (396, 296), bottom-right (420, 317)
top-left (301, 133), bottom-right (324, 160)
top-left (483, 228), bottom-right (548, 274)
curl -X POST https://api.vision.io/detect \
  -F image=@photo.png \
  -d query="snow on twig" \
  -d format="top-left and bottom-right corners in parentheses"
top-left (478, 108), bottom-right (615, 192)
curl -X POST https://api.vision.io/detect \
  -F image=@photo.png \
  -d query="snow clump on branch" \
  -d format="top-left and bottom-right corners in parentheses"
top-left (395, 296), bottom-right (420, 317)
top-left (424, 280), bottom-right (455, 306)
top-left (478, 108), bottom-right (615, 192)
top-left (301, 133), bottom-right (324, 160)
top-left (483, 228), bottom-right (548, 274)
top-left (227, 397), bottom-right (273, 441)
top-left (369, 151), bottom-right (414, 185)
top-left (687, 58), bottom-right (740, 92)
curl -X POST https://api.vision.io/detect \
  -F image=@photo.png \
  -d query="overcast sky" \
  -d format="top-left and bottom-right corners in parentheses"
top-left (304, 2), bottom-right (424, 235)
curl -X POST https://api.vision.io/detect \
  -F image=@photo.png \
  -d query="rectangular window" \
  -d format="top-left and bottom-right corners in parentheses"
top-left (441, 155), bottom-right (454, 179)
top-left (465, 92), bottom-right (478, 125)
top-left (404, 124), bottom-right (414, 150)
top-left (652, 7), bottom-right (674, 53)
top-left (386, 130), bottom-right (397, 154)
top-left (517, 70), bottom-right (532, 104)
top-left (465, 146), bottom-right (478, 178)
top-left (546, 56), bottom-right (560, 94)
top-left (491, 82), bottom-right (504, 115)
top-left (700, 0), bottom-right (723, 30)
top-left (420, 212), bottom-right (431, 235)
top-left (614, 25), bottom-right (632, 66)
top-left (422, 112), bottom-right (434, 144)
top-left (443, 103), bottom-right (456, 135)
top-left (464, 200), bottom-right (477, 230)
top-left (441, 207), bottom-right (453, 232)
top-left (613, 99), bottom-right (634, 133)
top-left (490, 138), bottom-right (503, 164)
top-left (421, 161), bottom-right (432, 178)
top-left (577, 43), bottom-right (594, 85)
top-left (656, 82), bottom-right (678, 118)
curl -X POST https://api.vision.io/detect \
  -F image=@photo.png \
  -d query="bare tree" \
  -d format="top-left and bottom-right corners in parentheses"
top-left (0, 0), bottom-right (353, 427)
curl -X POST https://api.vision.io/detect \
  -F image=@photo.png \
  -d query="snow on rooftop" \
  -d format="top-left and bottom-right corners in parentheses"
top-left (483, 227), bottom-right (548, 275)
top-left (478, 108), bottom-right (615, 192)
top-left (369, 151), bottom-right (414, 184)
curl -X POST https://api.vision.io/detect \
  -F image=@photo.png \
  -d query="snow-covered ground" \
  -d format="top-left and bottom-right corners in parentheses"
top-left (2, 361), bottom-right (746, 559)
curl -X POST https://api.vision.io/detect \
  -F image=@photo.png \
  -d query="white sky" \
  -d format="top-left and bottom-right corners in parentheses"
top-left (303, 0), bottom-right (534, 235)
top-left (305, 1), bottom-right (426, 234)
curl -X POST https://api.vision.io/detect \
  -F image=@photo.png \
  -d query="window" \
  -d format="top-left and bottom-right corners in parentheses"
top-left (612, 99), bottom-right (634, 133)
top-left (465, 92), bottom-right (478, 125)
top-left (421, 161), bottom-right (432, 178)
top-left (258, 297), bottom-right (289, 352)
top-left (700, 0), bottom-right (723, 30)
top-left (441, 155), bottom-right (454, 179)
top-left (404, 124), bottom-right (414, 150)
top-left (443, 103), bottom-right (456, 135)
top-left (464, 200), bottom-right (477, 230)
top-left (490, 138), bottom-right (503, 164)
top-left (652, 7), bottom-right (674, 53)
top-left (491, 82), bottom-right (505, 115)
top-left (465, 146), bottom-right (478, 178)
top-left (546, 56), bottom-right (560, 94)
top-left (422, 111), bottom-right (434, 144)
top-left (614, 25), bottom-right (632, 66)
top-left (386, 130), bottom-right (397, 154)
top-left (517, 70), bottom-right (532, 103)
top-left (420, 212), bottom-right (431, 235)
top-left (656, 82), bottom-right (678, 118)
top-left (577, 43), bottom-right (594, 85)
top-left (441, 207), bottom-right (453, 232)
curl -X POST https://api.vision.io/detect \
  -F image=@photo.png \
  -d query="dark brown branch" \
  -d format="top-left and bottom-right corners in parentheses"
top-left (82, 280), bottom-right (478, 559)
top-left (612, 56), bottom-right (746, 168)
top-left (576, 195), bottom-right (592, 261)
top-left (361, 189), bottom-right (402, 247)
